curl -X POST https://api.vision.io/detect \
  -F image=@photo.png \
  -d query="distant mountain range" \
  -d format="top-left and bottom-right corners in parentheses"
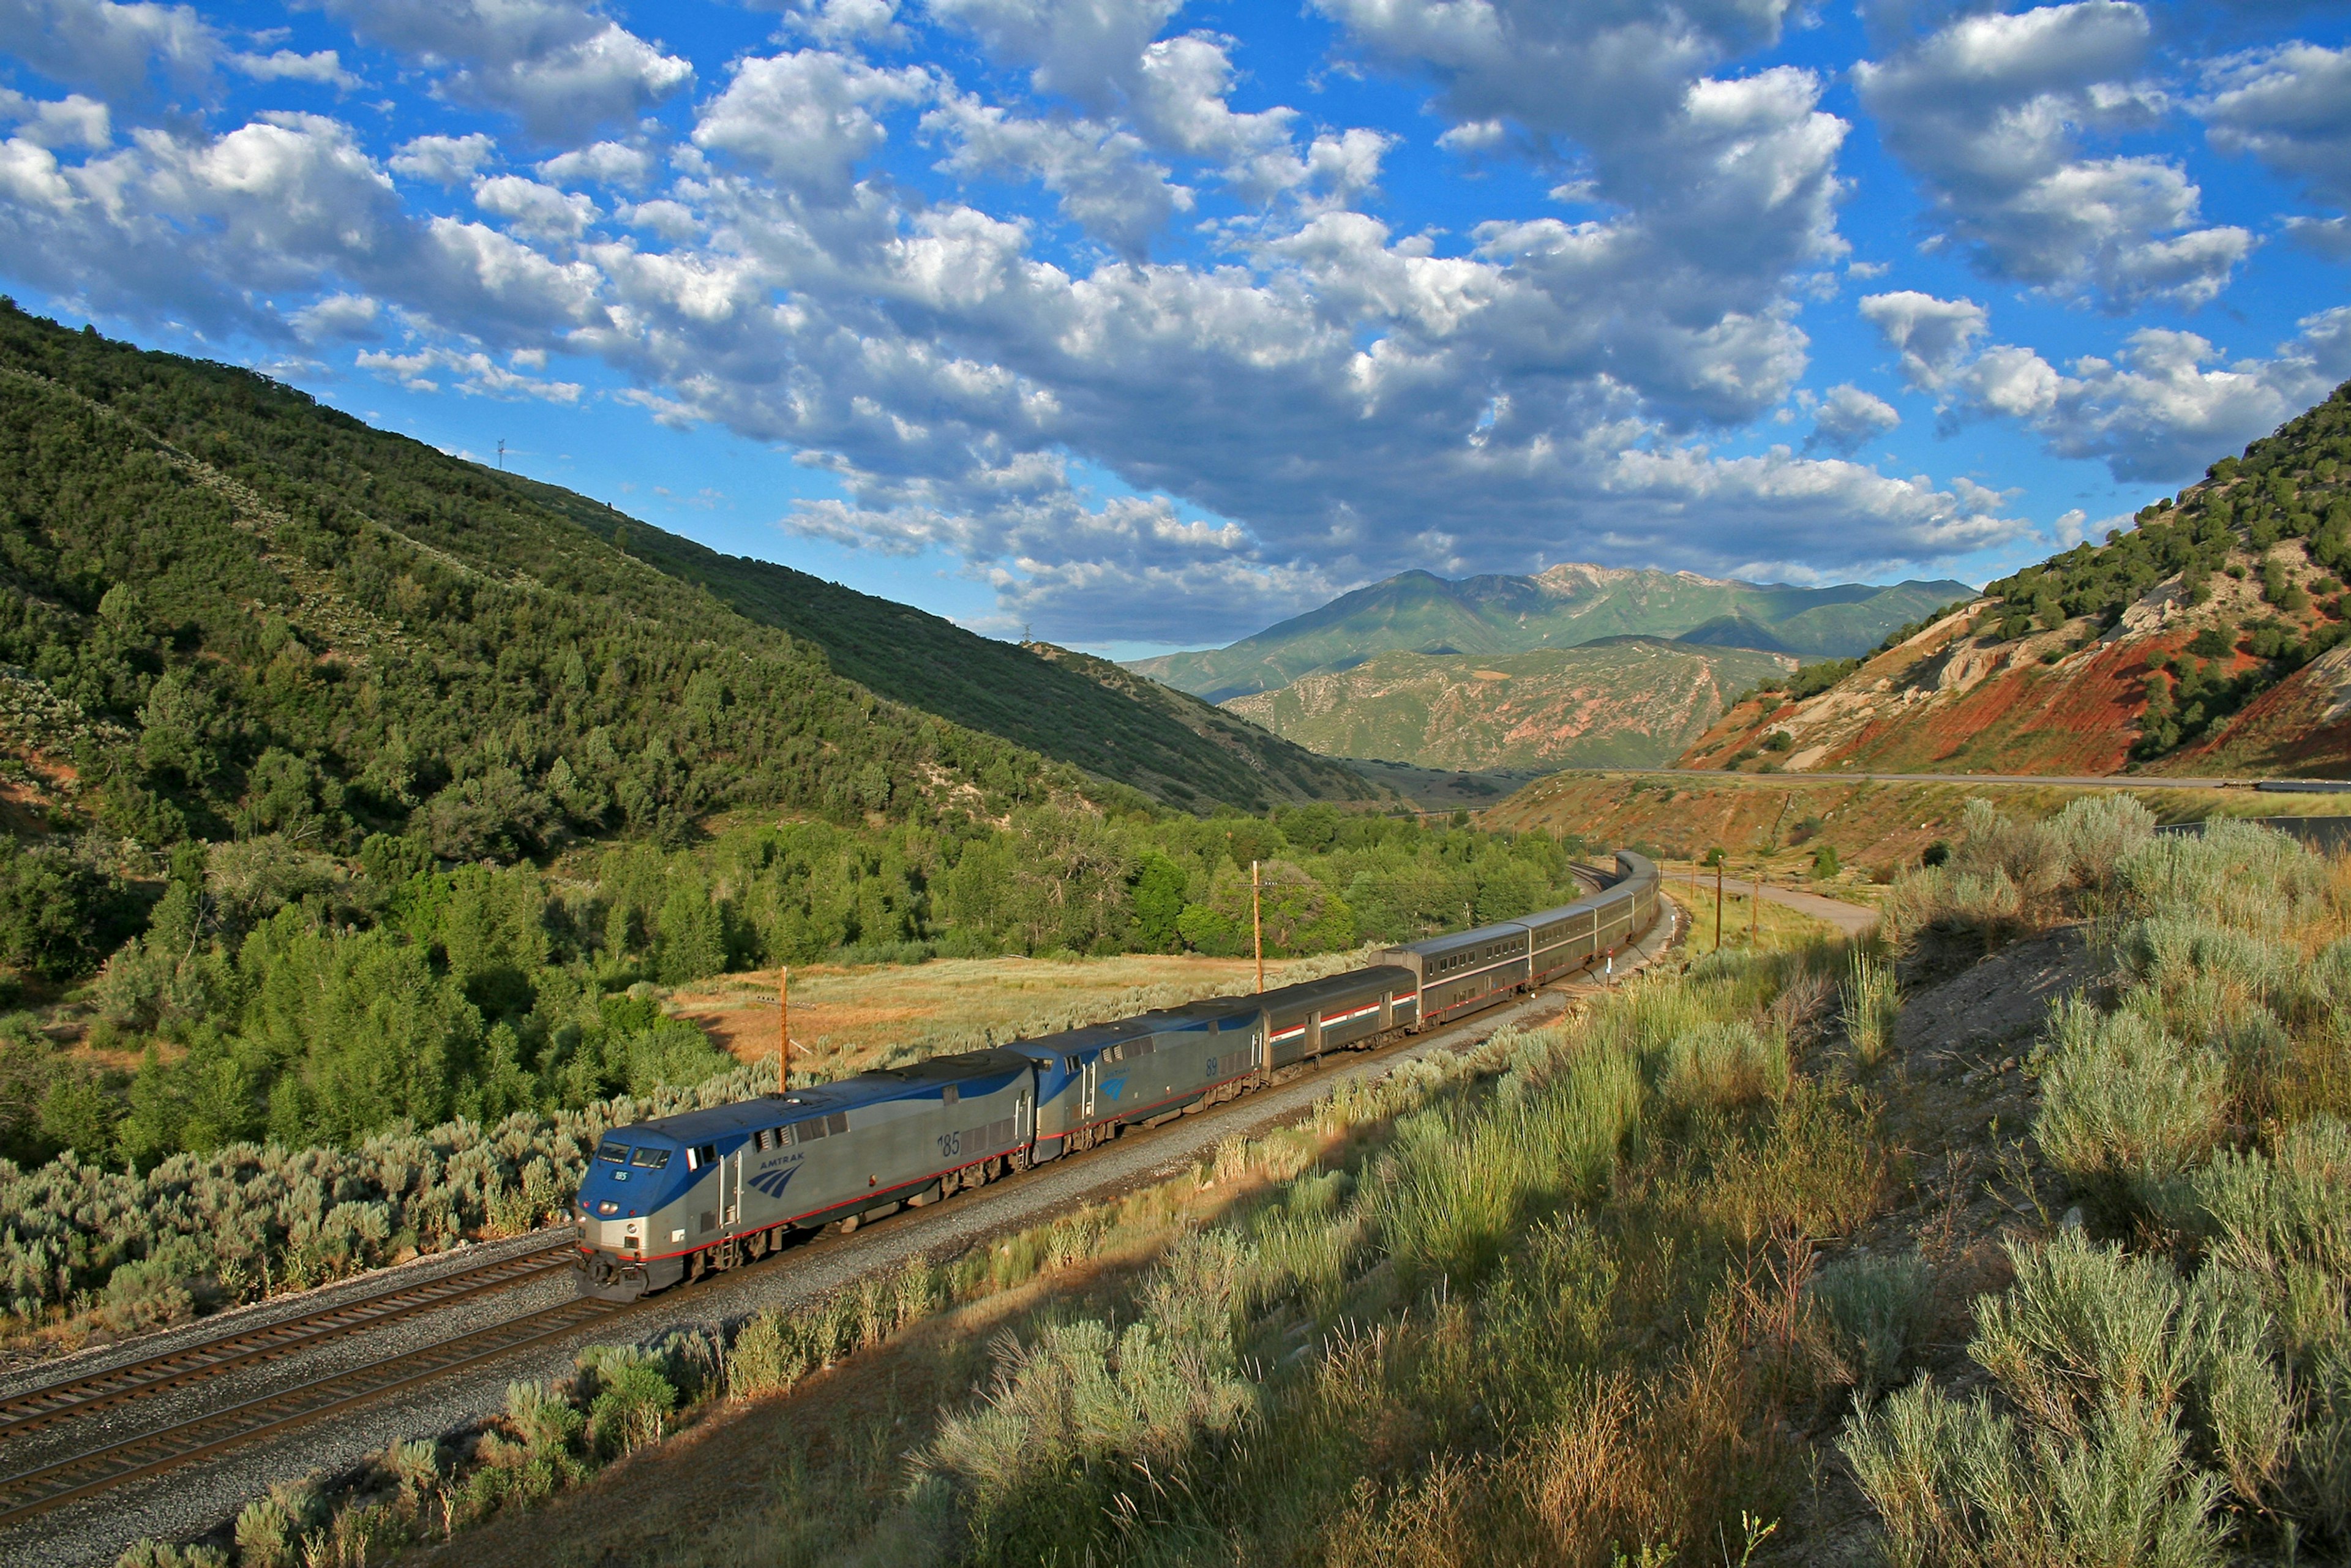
top-left (1128, 565), bottom-right (1976, 703)
top-left (1223, 639), bottom-right (1794, 773)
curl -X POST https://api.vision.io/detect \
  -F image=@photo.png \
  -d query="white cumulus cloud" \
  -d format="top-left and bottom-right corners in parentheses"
top-left (1854, 1), bottom-right (2252, 310)
top-left (1864, 288), bottom-right (2351, 480)
top-left (1804, 383), bottom-right (1902, 456)
top-left (2200, 42), bottom-right (2351, 211)
top-left (313, 0), bottom-right (691, 143)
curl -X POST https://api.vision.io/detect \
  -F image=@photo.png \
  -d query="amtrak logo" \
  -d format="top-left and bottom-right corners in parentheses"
top-left (748, 1164), bottom-right (801, 1199)
top-left (1101, 1076), bottom-right (1127, 1102)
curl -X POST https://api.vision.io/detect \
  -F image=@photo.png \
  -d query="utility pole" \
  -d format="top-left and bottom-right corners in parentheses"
top-left (778, 965), bottom-right (789, 1093)
top-left (1750, 861), bottom-right (1761, 944)
top-left (1252, 860), bottom-right (1267, 1089)
top-left (1714, 858), bottom-right (1724, 952)
top-left (497, 437), bottom-right (506, 471)
top-left (1251, 860), bottom-right (1264, 993)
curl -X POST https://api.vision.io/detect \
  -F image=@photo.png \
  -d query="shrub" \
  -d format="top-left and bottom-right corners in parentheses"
top-left (1654, 1019), bottom-right (1789, 1113)
top-left (2189, 1118), bottom-right (2351, 1283)
top-left (233, 1495), bottom-right (299, 1568)
top-left (2034, 999), bottom-right (2227, 1217)
top-left (0, 1061), bottom-right (779, 1326)
top-left (0, 835), bottom-right (137, 981)
top-left (2047, 793), bottom-right (2157, 891)
top-left (1886, 797), bottom-right (2159, 945)
top-left (585, 1352), bottom-right (677, 1458)
top-left (1810, 1251), bottom-right (1933, 1401)
top-left (113, 1544), bottom-right (230, 1568)
top-left (1845, 1232), bottom-right (2241, 1568)
top-left (2115, 819), bottom-right (2328, 940)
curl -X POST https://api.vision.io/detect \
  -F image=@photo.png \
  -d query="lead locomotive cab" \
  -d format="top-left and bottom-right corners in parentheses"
top-left (574, 1048), bottom-right (1037, 1302)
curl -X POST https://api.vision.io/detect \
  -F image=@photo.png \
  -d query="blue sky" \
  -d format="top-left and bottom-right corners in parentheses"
top-left (2, 0), bottom-right (2347, 660)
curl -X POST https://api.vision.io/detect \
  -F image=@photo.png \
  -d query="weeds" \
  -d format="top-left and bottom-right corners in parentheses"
top-left (1842, 948), bottom-right (1902, 1068)
top-left (1811, 1250), bottom-right (1935, 1401)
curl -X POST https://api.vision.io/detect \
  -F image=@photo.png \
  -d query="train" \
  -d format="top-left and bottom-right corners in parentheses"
top-left (571, 850), bottom-right (1660, 1300)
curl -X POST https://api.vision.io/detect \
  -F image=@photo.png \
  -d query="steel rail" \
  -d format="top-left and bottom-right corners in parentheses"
top-left (0, 888), bottom-right (1682, 1535)
top-left (0, 1237), bottom-right (580, 1443)
top-left (0, 1295), bottom-right (621, 1528)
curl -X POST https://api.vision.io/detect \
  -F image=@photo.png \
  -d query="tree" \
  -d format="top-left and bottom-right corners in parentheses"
top-left (0, 836), bottom-right (133, 981)
top-left (1129, 853), bottom-right (1187, 953)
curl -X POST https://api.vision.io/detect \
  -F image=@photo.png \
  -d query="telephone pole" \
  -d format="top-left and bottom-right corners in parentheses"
top-left (778, 965), bottom-right (790, 1092)
top-left (1251, 860), bottom-right (1264, 993)
top-left (1714, 858), bottom-right (1724, 952)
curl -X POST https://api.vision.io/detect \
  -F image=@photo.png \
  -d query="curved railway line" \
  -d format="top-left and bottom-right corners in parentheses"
top-left (0, 1296), bottom-right (618, 1528)
top-left (5, 887), bottom-right (1695, 1553)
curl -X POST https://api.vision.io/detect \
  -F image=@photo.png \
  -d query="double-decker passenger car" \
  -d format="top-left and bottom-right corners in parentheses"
top-left (1379, 849), bottom-right (1659, 1020)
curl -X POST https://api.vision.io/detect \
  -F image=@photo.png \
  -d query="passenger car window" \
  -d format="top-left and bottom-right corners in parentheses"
top-left (598, 1142), bottom-right (628, 1163)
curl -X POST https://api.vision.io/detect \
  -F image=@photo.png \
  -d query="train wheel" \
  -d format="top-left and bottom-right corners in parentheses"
top-left (688, 1250), bottom-right (707, 1283)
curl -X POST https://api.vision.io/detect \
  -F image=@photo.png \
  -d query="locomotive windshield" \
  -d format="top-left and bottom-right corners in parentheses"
top-left (596, 1141), bottom-right (628, 1163)
top-left (629, 1147), bottom-right (670, 1168)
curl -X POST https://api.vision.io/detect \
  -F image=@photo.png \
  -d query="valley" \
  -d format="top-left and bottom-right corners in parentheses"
top-left (10, 294), bottom-right (2351, 1568)
top-left (1219, 638), bottom-right (1794, 773)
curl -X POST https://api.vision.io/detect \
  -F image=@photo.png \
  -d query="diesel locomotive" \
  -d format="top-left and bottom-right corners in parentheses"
top-left (573, 850), bottom-right (1660, 1301)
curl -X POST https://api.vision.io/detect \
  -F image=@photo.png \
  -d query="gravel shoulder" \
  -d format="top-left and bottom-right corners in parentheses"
top-left (12, 902), bottom-right (1687, 1568)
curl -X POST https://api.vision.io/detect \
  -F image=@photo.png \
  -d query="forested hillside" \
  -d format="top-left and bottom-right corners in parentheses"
top-left (0, 301), bottom-right (1097, 861)
top-left (0, 304), bottom-right (1593, 1204)
top-left (1679, 380), bottom-right (2351, 778)
top-left (506, 474), bottom-right (1385, 812)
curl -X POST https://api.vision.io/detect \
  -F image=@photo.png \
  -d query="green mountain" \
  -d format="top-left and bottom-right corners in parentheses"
top-left (0, 303), bottom-right (1360, 860)
top-left (501, 475), bottom-right (1385, 813)
top-left (1219, 639), bottom-right (1795, 771)
top-left (1129, 563), bottom-right (1975, 702)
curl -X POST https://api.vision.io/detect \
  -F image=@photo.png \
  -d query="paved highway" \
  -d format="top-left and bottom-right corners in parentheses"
top-left (1554, 767), bottom-right (2350, 792)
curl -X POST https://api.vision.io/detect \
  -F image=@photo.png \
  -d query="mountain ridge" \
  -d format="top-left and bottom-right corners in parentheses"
top-left (1219, 639), bottom-right (1795, 772)
top-left (498, 473), bottom-right (1388, 814)
top-left (1130, 565), bottom-right (1975, 702)
top-left (0, 302), bottom-right (1367, 862)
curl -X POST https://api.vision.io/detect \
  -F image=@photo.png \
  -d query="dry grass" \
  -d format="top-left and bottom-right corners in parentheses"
top-left (669, 950), bottom-right (1368, 1079)
top-left (1667, 887), bottom-right (1842, 955)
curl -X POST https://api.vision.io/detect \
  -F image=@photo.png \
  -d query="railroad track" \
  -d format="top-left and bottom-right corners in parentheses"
top-left (0, 1237), bottom-right (580, 1443)
top-left (0, 1294), bottom-right (621, 1528)
top-left (1, 903), bottom-right (1689, 1542)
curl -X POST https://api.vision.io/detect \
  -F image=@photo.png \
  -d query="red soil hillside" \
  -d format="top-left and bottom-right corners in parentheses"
top-left (1679, 381), bottom-right (2351, 778)
top-left (1680, 561), bottom-right (2349, 778)
top-left (2173, 642), bottom-right (2351, 775)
